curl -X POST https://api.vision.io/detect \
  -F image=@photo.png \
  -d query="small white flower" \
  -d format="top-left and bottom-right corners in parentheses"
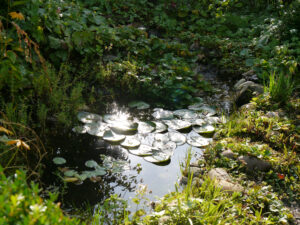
top-left (30, 204), bottom-right (47, 214)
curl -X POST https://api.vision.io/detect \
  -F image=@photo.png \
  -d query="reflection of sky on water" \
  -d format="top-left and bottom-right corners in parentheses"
top-left (114, 143), bottom-right (203, 211)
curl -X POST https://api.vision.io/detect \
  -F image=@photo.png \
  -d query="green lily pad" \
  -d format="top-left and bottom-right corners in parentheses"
top-left (86, 122), bottom-right (109, 137)
top-left (129, 145), bottom-right (153, 156)
top-left (168, 131), bottom-right (186, 146)
top-left (64, 177), bottom-right (79, 182)
top-left (187, 132), bottom-right (211, 147)
top-left (121, 136), bottom-right (141, 148)
top-left (144, 150), bottom-right (172, 164)
top-left (164, 119), bottom-right (191, 131)
top-left (198, 105), bottom-right (217, 116)
top-left (77, 111), bottom-right (102, 123)
top-left (53, 157), bottom-right (66, 165)
top-left (138, 121), bottom-right (156, 134)
top-left (152, 109), bottom-right (174, 120)
top-left (110, 121), bottom-right (138, 134)
top-left (188, 103), bottom-right (204, 111)
top-left (103, 114), bottom-right (129, 124)
top-left (64, 170), bottom-right (78, 177)
top-left (173, 109), bottom-right (197, 119)
top-left (137, 133), bottom-right (155, 146)
top-left (72, 125), bottom-right (87, 134)
top-left (85, 160), bottom-right (99, 168)
top-left (154, 121), bottom-right (168, 133)
top-left (193, 124), bottom-right (215, 134)
top-left (103, 130), bottom-right (125, 143)
top-left (128, 101), bottom-right (150, 110)
top-left (190, 118), bottom-right (205, 126)
top-left (154, 133), bottom-right (169, 143)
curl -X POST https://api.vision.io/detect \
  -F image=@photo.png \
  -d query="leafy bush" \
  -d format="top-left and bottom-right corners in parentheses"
top-left (0, 166), bottom-right (81, 225)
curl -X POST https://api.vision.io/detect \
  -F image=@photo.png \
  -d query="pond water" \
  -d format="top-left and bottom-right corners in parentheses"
top-left (42, 65), bottom-right (234, 214)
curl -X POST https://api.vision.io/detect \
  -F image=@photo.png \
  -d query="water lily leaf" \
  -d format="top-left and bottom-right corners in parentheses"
top-left (164, 119), bottom-right (191, 131)
top-left (187, 132), bottom-right (211, 147)
top-left (53, 157), bottom-right (66, 165)
top-left (198, 105), bottom-right (217, 116)
top-left (168, 131), bottom-right (186, 146)
top-left (93, 169), bottom-right (106, 176)
top-left (103, 114), bottom-right (125, 124)
top-left (152, 109), bottom-right (174, 120)
top-left (103, 130), bottom-right (125, 143)
top-left (129, 144), bottom-right (153, 156)
top-left (128, 101), bottom-right (150, 109)
top-left (77, 111), bottom-right (102, 123)
top-left (173, 109), bottom-right (197, 119)
top-left (190, 118), bottom-right (205, 126)
top-left (64, 177), bottom-right (79, 182)
top-left (85, 160), bottom-right (99, 168)
top-left (110, 121), bottom-right (138, 134)
top-left (86, 122), bottom-right (109, 137)
top-left (121, 136), bottom-right (141, 148)
top-left (137, 133), bottom-right (155, 146)
top-left (193, 124), bottom-right (215, 134)
top-left (64, 170), bottom-right (78, 177)
top-left (144, 150), bottom-right (172, 163)
top-left (154, 121), bottom-right (168, 133)
top-left (188, 103), bottom-right (204, 111)
top-left (74, 173), bottom-right (88, 181)
top-left (138, 121), bottom-right (156, 134)
top-left (154, 133), bottom-right (169, 143)
top-left (206, 116), bottom-right (222, 124)
top-left (72, 125), bottom-right (87, 134)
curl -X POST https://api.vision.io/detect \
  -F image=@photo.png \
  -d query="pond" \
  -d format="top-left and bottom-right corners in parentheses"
top-left (42, 65), bottom-right (234, 214)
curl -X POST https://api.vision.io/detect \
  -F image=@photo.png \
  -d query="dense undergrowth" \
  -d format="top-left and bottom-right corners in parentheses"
top-left (0, 0), bottom-right (299, 224)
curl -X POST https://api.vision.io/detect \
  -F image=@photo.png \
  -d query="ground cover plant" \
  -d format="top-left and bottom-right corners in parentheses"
top-left (0, 0), bottom-right (299, 224)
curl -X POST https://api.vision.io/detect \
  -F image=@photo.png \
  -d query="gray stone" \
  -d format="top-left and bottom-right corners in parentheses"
top-left (180, 176), bottom-right (188, 185)
top-left (189, 167), bottom-right (202, 177)
top-left (192, 178), bottom-right (204, 187)
top-left (190, 162), bottom-right (200, 168)
top-left (221, 150), bottom-right (237, 159)
top-left (238, 156), bottom-right (271, 171)
top-left (207, 168), bottom-right (244, 193)
top-left (266, 111), bottom-right (279, 118)
top-left (240, 102), bottom-right (256, 111)
top-left (234, 79), bottom-right (246, 90)
top-left (234, 80), bottom-right (264, 106)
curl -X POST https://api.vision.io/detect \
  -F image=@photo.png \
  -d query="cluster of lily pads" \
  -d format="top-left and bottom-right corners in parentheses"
top-left (53, 101), bottom-right (223, 182)
top-left (74, 101), bottom-right (223, 162)
top-left (52, 154), bottom-right (130, 183)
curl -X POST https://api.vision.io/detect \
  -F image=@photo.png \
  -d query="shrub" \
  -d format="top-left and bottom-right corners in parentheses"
top-left (0, 166), bottom-right (82, 225)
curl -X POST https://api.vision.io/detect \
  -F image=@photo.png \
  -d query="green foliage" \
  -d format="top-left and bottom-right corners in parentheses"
top-left (0, 167), bottom-right (81, 225)
top-left (267, 73), bottom-right (294, 104)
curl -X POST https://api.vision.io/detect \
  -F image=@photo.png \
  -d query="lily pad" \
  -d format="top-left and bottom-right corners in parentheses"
top-left (152, 109), bottom-right (174, 120)
top-left (173, 109), bottom-right (198, 119)
top-left (77, 111), bottom-right (102, 123)
top-left (72, 125), bottom-right (87, 134)
top-left (86, 122), bottom-right (109, 137)
top-left (144, 150), bottom-right (172, 164)
top-left (138, 121), bottom-right (156, 134)
top-left (164, 119), bottom-right (191, 131)
top-left (193, 124), bottom-right (215, 134)
top-left (103, 114), bottom-right (126, 124)
top-left (64, 177), bottom-right (79, 182)
top-left (190, 118), bottom-right (205, 126)
top-left (188, 103), bottom-right (204, 111)
top-left (85, 160), bottom-right (99, 168)
top-left (53, 157), bottom-right (66, 165)
top-left (154, 121), bottom-right (168, 133)
top-left (198, 105), bottom-right (217, 116)
top-left (128, 101), bottom-right (150, 110)
top-left (154, 133), bottom-right (169, 143)
top-left (110, 121), bottom-right (138, 134)
top-left (129, 144), bottom-right (153, 156)
top-left (137, 133), bottom-right (155, 146)
top-left (64, 170), bottom-right (78, 177)
top-left (121, 136), bottom-right (141, 148)
top-left (103, 130), bottom-right (125, 143)
top-left (187, 132), bottom-right (211, 147)
top-left (168, 131), bottom-right (186, 146)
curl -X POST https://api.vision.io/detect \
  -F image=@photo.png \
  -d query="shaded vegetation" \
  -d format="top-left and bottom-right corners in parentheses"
top-left (0, 0), bottom-right (299, 224)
